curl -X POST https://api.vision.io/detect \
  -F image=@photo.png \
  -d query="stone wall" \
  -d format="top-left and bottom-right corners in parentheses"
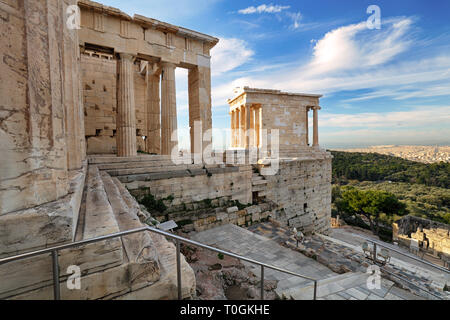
top-left (117, 156), bottom-right (332, 235)
top-left (393, 215), bottom-right (450, 256)
top-left (0, 0), bottom-right (86, 253)
top-left (81, 53), bottom-right (149, 154)
top-left (122, 165), bottom-right (254, 226)
top-left (261, 158), bottom-right (332, 235)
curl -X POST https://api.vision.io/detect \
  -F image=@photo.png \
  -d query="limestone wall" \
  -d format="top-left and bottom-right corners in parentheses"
top-left (122, 165), bottom-right (253, 219)
top-left (116, 156), bottom-right (332, 235)
top-left (261, 158), bottom-right (332, 235)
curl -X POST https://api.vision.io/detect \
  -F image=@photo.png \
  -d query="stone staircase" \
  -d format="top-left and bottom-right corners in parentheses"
top-left (0, 165), bottom-right (195, 300)
top-left (251, 168), bottom-right (268, 201)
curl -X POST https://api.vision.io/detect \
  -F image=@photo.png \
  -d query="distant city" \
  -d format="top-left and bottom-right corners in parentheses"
top-left (332, 145), bottom-right (450, 164)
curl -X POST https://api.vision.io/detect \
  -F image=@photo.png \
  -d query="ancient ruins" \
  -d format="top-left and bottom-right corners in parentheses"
top-left (0, 0), bottom-right (332, 300)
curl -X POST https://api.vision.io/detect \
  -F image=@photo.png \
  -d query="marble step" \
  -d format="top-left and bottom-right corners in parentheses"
top-left (0, 166), bottom-right (124, 299)
top-left (88, 154), bottom-right (172, 165)
top-left (100, 172), bottom-right (161, 289)
top-left (252, 179), bottom-right (268, 186)
top-left (252, 185), bottom-right (268, 192)
top-left (283, 272), bottom-right (369, 300)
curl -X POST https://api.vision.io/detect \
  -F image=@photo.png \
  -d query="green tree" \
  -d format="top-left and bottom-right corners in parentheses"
top-left (336, 187), bottom-right (407, 236)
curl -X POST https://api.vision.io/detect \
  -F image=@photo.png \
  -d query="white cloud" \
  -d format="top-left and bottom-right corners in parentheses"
top-left (287, 12), bottom-right (302, 29)
top-left (211, 38), bottom-right (254, 76)
top-left (211, 17), bottom-right (450, 103)
top-left (238, 4), bottom-right (290, 15)
top-left (306, 18), bottom-right (412, 75)
top-left (319, 105), bottom-right (450, 128)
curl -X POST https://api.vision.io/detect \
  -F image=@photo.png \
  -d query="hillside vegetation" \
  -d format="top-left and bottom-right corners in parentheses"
top-left (331, 151), bottom-right (450, 188)
top-left (330, 151), bottom-right (450, 239)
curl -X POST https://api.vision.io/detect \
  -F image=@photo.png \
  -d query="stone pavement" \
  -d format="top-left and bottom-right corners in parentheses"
top-left (191, 224), bottom-right (420, 300)
top-left (191, 224), bottom-right (336, 297)
top-left (249, 222), bottom-right (448, 299)
top-left (328, 227), bottom-right (450, 299)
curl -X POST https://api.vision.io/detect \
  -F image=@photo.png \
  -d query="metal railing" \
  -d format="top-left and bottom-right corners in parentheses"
top-left (361, 236), bottom-right (450, 274)
top-left (0, 226), bottom-right (318, 300)
top-left (361, 237), bottom-right (448, 300)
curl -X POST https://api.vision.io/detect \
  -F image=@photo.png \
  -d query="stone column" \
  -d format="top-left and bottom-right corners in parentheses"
top-left (305, 106), bottom-right (310, 146)
top-left (117, 53), bottom-right (137, 157)
top-left (244, 104), bottom-right (251, 149)
top-left (231, 110), bottom-right (236, 147)
top-left (161, 62), bottom-right (178, 155)
top-left (313, 106), bottom-right (321, 147)
top-left (63, 0), bottom-right (84, 170)
top-left (239, 106), bottom-right (245, 148)
top-left (188, 63), bottom-right (213, 157)
top-left (256, 106), bottom-right (262, 148)
top-left (146, 66), bottom-right (161, 154)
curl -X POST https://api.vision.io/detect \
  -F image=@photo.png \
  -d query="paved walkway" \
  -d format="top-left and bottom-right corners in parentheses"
top-left (191, 224), bottom-right (336, 296)
top-left (329, 227), bottom-right (450, 293)
top-left (191, 224), bottom-right (419, 300)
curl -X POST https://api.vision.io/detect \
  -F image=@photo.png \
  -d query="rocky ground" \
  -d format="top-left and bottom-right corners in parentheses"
top-left (180, 243), bottom-right (278, 300)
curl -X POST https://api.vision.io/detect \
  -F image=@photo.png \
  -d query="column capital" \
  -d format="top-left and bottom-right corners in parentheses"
top-left (161, 61), bottom-right (177, 69)
top-left (117, 52), bottom-right (135, 62)
top-left (311, 105), bottom-right (321, 111)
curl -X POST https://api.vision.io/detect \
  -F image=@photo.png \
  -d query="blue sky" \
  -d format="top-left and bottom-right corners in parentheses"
top-left (100, 0), bottom-right (450, 149)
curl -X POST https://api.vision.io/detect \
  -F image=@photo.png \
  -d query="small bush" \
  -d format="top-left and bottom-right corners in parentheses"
top-left (140, 193), bottom-right (167, 213)
top-left (217, 253), bottom-right (224, 260)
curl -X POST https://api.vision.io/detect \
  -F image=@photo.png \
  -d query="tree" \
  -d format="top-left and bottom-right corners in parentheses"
top-left (335, 187), bottom-right (407, 236)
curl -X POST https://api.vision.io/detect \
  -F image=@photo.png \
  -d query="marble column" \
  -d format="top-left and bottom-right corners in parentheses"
top-left (231, 110), bottom-right (236, 147)
top-left (161, 62), bottom-right (178, 155)
top-left (146, 65), bottom-right (161, 154)
top-left (306, 106), bottom-right (310, 146)
top-left (188, 65), bottom-right (212, 156)
top-left (239, 106), bottom-right (245, 148)
top-left (313, 106), bottom-right (321, 147)
top-left (117, 53), bottom-right (137, 157)
top-left (256, 106), bottom-right (262, 147)
top-left (244, 104), bottom-right (251, 149)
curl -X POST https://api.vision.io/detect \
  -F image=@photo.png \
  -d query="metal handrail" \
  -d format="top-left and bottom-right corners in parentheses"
top-left (380, 267), bottom-right (444, 300)
top-left (0, 226), bottom-right (318, 300)
top-left (360, 236), bottom-right (450, 274)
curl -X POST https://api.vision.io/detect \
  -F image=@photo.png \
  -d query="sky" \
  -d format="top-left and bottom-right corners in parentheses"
top-left (100, 0), bottom-right (450, 149)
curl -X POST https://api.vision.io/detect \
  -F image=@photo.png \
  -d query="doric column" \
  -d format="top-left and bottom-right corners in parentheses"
top-left (239, 106), bottom-right (245, 148)
top-left (235, 110), bottom-right (239, 147)
top-left (231, 110), bottom-right (236, 147)
top-left (313, 106), bottom-right (321, 147)
top-left (256, 106), bottom-right (262, 147)
top-left (161, 62), bottom-right (178, 155)
top-left (244, 104), bottom-right (251, 149)
top-left (146, 65), bottom-right (161, 154)
top-left (117, 53), bottom-right (137, 157)
top-left (188, 63), bottom-right (213, 157)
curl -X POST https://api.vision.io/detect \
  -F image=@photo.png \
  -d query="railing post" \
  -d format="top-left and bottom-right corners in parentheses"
top-left (313, 280), bottom-right (317, 300)
top-left (373, 243), bottom-right (377, 263)
top-left (176, 239), bottom-right (182, 300)
top-left (52, 250), bottom-right (60, 300)
top-left (260, 265), bottom-right (264, 300)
